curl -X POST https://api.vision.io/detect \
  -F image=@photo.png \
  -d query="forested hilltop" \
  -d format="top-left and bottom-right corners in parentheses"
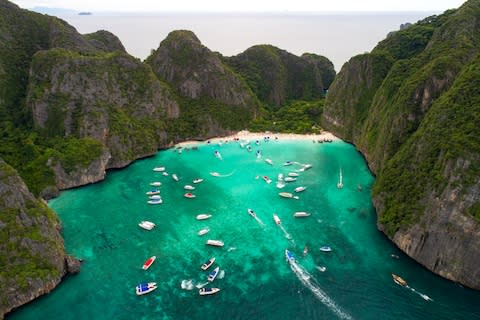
top-left (0, 0), bottom-right (333, 316)
top-left (323, 0), bottom-right (480, 289)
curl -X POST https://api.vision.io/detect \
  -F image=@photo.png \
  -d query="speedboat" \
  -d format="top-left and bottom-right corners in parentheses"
top-left (316, 266), bottom-right (327, 272)
top-left (196, 214), bottom-right (211, 220)
top-left (184, 185), bottom-right (195, 190)
top-left (199, 287), bottom-right (220, 296)
top-left (273, 214), bottom-right (281, 225)
top-left (262, 176), bottom-right (272, 184)
top-left (201, 257), bottom-right (216, 270)
top-left (247, 208), bottom-right (256, 217)
top-left (392, 273), bottom-right (407, 286)
top-left (148, 195), bottom-right (161, 200)
top-left (288, 172), bottom-right (299, 177)
top-left (303, 246), bottom-right (308, 256)
top-left (184, 193), bottom-right (196, 199)
top-left (303, 164), bottom-right (312, 170)
top-left (206, 239), bottom-right (224, 247)
top-left (198, 227), bottom-right (210, 236)
top-left (294, 186), bottom-right (307, 193)
top-left (172, 174), bottom-right (179, 181)
top-left (146, 189), bottom-right (160, 195)
top-left (283, 161), bottom-right (293, 166)
top-left (149, 181), bottom-right (162, 187)
top-left (193, 178), bottom-right (203, 184)
top-left (284, 177), bottom-right (296, 182)
top-left (138, 221), bottom-right (155, 230)
top-left (207, 266), bottom-right (220, 282)
top-left (147, 198), bottom-right (163, 205)
top-left (153, 167), bottom-right (165, 172)
top-left (210, 172), bottom-right (221, 177)
top-left (265, 158), bottom-right (273, 165)
top-left (136, 282), bottom-right (157, 295)
top-left (320, 246), bottom-right (332, 252)
top-left (256, 150), bottom-right (262, 158)
top-left (285, 249), bottom-right (295, 263)
top-left (294, 211), bottom-right (310, 217)
top-left (142, 256), bottom-right (156, 270)
top-left (214, 150), bottom-right (222, 160)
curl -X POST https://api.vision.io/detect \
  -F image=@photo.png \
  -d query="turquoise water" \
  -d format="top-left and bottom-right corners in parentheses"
top-left (7, 139), bottom-right (480, 320)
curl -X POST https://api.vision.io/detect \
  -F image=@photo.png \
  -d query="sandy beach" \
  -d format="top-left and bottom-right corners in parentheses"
top-left (176, 130), bottom-right (340, 147)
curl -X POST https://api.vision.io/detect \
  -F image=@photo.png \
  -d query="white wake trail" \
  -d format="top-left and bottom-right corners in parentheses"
top-left (289, 260), bottom-right (353, 320)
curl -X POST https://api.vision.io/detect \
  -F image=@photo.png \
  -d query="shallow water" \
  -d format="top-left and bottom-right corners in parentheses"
top-left (8, 139), bottom-right (480, 319)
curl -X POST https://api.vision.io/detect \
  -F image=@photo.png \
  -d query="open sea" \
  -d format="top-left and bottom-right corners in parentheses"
top-left (7, 139), bottom-right (480, 319)
top-left (58, 12), bottom-right (435, 71)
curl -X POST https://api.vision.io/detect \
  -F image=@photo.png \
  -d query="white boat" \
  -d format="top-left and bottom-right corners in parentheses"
top-left (262, 176), bottom-right (272, 184)
top-left (273, 214), bottom-right (281, 225)
top-left (207, 266), bottom-right (220, 282)
top-left (285, 249), bottom-right (295, 263)
top-left (193, 178), bottom-right (203, 184)
top-left (256, 150), bottom-right (262, 158)
top-left (279, 192), bottom-right (299, 199)
top-left (150, 182), bottom-right (162, 187)
top-left (138, 221), bottom-right (155, 230)
top-left (153, 167), bottom-right (165, 172)
top-left (210, 172), bottom-right (220, 177)
top-left (283, 161), bottom-right (293, 166)
top-left (147, 199), bottom-right (163, 205)
top-left (199, 287), bottom-right (220, 296)
top-left (172, 174), bottom-right (179, 182)
top-left (316, 266), bottom-right (327, 272)
top-left (146, 189), bottom-right (160, 195)
top-left (288, 172), bottom-right (299, 177)
top-left (148, 195), bottom-right (161, 200)
top-left (320, 246), bottom-right (332, 252)
top-left (201, 257), bottom-right (216, 270)
top-left (184, 185), bottom-right (195, 190)
top-left (278, 173), bottom-right (284, 181)
top-left (196, 214), bottom-right (212, 220)
top-left (303, 164), bottom-right (312, 170)
top-left (337, 168), bottom-right (343, 189)
top-left (294, 211), bottom-right (310, 217)
top-left (206, 240), bottom-right (224, 247)
top-left (284, 177), bottom-right (297, 182)
top-left (247, 208), bottom-right (256, 217)
top-left (294, 186), bottom-right (307, 193)
top-left (198, 227), bottom-right (210, 236)
top-left (184, 193), bottom-right (196, 199)
top-left (136, 282), bottom-right (157, 295)
top-left (142, 256), bottom-right (156, 270)
top-left (162, 172), bottom-right (169, 176)
top-left (265, 158), bottom-right (273, 165)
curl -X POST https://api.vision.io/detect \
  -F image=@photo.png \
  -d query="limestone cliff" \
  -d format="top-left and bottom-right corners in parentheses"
top-left (322, 1), bottom-right (480, 289)
top-left (0, 159), bottom-right (79, 318)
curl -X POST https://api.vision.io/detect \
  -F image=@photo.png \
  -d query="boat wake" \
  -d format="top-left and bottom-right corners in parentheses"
top-left (406, 285), bottom-right (433, 301)
top-left (227, 246), bottom-right (236, 252)
top-left (289, 260), bottom-right (353, 320)
top-left (254, 216), bottom-right (266, 226)
top-left (210, 170), bottom-right (236, 177)
top-left (181, 279), bottom-right (195, 290)
top-left (218, 270), bottom-right (225, 279)
top-left (279, 225), bottom-right (293, 241)
top-left (195, 281), bottom-right (209, 289)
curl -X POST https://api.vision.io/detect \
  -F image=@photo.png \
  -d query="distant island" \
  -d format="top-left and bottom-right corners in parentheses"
top-left (78, 12), bottom-right (92, 15)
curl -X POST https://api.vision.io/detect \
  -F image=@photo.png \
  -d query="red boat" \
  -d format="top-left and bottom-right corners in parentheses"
top-left (142, 256), bottom-right (156, 270)
top-left (184, 193), bottom-right (196, 198)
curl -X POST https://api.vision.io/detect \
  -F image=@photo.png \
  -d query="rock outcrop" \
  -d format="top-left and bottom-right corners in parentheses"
top-left (0, 159), bottom-right (79, 318)
top-left (322, 0), bottom-right (480, 289)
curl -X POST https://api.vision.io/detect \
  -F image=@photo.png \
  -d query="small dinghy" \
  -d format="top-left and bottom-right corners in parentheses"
top-left (198, 227), bottom-right (210, 236)
top-left (196, 214), bottom-right (212, 220)
top-left (193, 178), bottom-right (203, 184)
top-left (142, 256), bottom-right (156, 270)
top-left (206, 240), bottom-right (224, 247)
top-left (293, 211), bottom-right (310, 217)
top-left (184, 193), bottom-right (196, 199)
top-left (138, 221), bottom-right (155, 230)
top-left (201, 257), bottom-right (216, 270)
top-left (136, 282), bottom-right (157, 295)
top-left (184, 185), bottom-right (195, 190)
top-left (150, 182), bottom-right (162, 187)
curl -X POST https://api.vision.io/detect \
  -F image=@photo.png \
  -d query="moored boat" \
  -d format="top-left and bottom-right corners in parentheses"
top-left (184, 193), bottom-right (196, 199)
top-left (184, 185), bottom-right (195, 190)
top-left (142, 256), bottom-right (156, 270)
top-left (172, 174), bottom-right (179, 181)
top-left (392, 273), bottom-right (407, 286)
top-left (288, 172), bottom-right (299, 177)
top-left (294, 186), bottom-right (307, 193)
top-left (148, 195), bottom-right (161, 200)
top-left (193, 178), bottom-right (203, 184)
top-left (208, 266), bottom-right (220, 282)
top-left (262, 175), bottom-right (272, 184)
top-left (138, 221), bottom-right (155, 230)
top-left (198, 227), bottom-right (210, 236)
top-left (279, 192), bottom-right (299, 199)
top-left (273, 214), bottom-right (281, 225)
top-left (136, 282), bottom-right (157, 295)
top-left (196, 214), bottom-right (212, 220)
top-left (320, 246), bottom-right (332, 252)
top-left (146, 189), bottom-right (160, 195)
top-left (265, 158), bottom-right (273, 165)
top-left (147, 198), bottom-right (163, 205)
top-left (201, 257), bottom-right (216, 270)
top-left (153, 167), bottom-right (165, 172)
top-left (150, 181), bottom-right (162, 186)
top-left (199, 287), bottom-right (220, 296)
top-left (293, 211), bottom-right (310, 217)
top-left (284, 177), bottom-right (297, 182)
top-left (283, 161), bottom-right (293, 166)
top-left (206, 239), bottom-right (224, 247)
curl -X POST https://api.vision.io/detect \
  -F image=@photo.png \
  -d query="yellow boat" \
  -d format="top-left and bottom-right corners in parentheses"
top-left (392, 273), bottom-right (407, 286)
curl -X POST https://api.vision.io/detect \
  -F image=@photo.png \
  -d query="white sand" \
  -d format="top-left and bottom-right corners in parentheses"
top-left (176, 130), bottom-right (339, 147)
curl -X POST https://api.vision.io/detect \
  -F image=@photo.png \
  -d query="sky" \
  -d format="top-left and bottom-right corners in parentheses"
top-left (12, 0), bottom-right (466, 12)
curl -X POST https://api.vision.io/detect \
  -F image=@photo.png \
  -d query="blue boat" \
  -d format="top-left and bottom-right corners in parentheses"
top-left (135, 282), bottom-right (157, 295)
top-left (208, 266), bottom-right (220, 282)
top-left (285, 249), bottom-right (295, 263)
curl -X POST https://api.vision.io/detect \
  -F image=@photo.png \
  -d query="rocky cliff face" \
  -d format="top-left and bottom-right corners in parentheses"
top-left (323, 0), bottom-right (480, 289)
top-left (225, 45), bottom-right (335, 107)
top-left (0, 159), bottom-right (79, 318)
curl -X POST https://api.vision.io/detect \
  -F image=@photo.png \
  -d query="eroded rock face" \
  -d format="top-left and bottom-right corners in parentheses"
top-left (0, 159), bottom-right (78, 317)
